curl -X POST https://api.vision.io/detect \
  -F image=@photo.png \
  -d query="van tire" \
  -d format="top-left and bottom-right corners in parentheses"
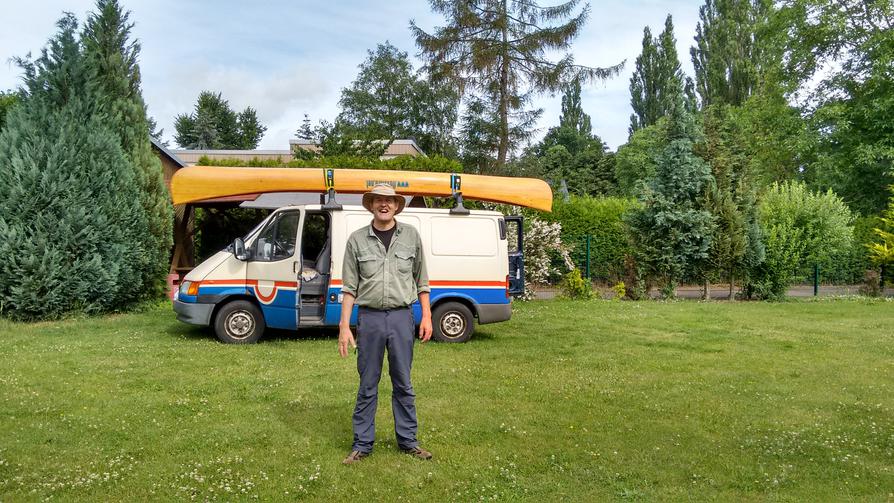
top-left (213, 300), bottom-right (265, 344)
top-left (432, 302), bottom-right (473, 343)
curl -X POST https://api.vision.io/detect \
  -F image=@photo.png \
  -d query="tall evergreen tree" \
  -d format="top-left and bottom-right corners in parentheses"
top-left (629, 15), bottom-right (686, 134)
top-left (625, 93), bottom-right (716, 297)
top-left (558, 79), bottom-right (591, 136)
top-left (458, 95), bottom-right (501, 174)
top-left (82, 0), bottom-right (172, 298)
top-left (699, 104), bottom-right (764, 298)
top-left (412, 0), bottom-right (623, 166)
top-left (174, 91), bottom-right (266, 149)
top-left (295, 113), bottom-right (316, 141)
top-left (0, 14), bottom-right (149, 319)
top-left (690, 0), bottom-right (773, 107)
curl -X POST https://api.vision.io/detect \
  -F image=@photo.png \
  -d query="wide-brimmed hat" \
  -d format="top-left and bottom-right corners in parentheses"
top-left (362, 183), bottom-right (406, 215)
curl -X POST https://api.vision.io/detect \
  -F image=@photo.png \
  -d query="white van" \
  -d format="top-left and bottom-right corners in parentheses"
top-left (173, 204), bottom-right (524, 343)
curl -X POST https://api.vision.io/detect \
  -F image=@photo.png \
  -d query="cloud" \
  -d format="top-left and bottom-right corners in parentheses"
top-left (2, 0), bottom-right (706, 152)
top-left (144, 61), bottom-right (342, 148)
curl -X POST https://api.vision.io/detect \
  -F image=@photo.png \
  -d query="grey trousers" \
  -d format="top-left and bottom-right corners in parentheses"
top-left (352, 306), bottom-right (418, 453)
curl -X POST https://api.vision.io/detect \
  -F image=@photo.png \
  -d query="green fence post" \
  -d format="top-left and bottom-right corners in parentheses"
top-left (814, 263), bottom-right (819, 296)
top-left (585, 235), bottom-right (591, 279)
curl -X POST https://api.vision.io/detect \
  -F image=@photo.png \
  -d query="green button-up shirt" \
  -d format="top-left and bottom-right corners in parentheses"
top-left (341, 221), bottom-right (430, 310)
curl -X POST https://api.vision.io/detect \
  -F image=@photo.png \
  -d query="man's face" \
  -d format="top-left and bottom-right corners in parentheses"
top-left (371, 195), bottom-right (398, 224)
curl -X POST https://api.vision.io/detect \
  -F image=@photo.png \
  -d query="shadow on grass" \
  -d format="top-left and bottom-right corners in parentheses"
top-left (164, 322), bottom-right (338, 345)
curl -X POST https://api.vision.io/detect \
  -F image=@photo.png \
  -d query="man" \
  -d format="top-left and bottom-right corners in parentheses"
top-left (338, 183), bottom-right (433, 465)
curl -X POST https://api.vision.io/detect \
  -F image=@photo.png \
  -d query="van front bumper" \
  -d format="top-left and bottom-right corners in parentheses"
top-left (477, 303), bottom-right (512, 324)
top-left (173, 299), bottom-right (214, 326)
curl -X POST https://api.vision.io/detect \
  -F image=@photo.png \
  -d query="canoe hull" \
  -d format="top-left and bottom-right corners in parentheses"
top-left (170, 166), bottom-right (553, 212)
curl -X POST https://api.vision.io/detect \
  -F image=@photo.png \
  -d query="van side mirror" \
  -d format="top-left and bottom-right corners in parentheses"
top-left (233, 238), bottom-right (249, 261)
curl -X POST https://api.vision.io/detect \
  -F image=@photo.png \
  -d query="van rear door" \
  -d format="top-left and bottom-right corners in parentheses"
top-left (504, 216), bottom-right (524, 295)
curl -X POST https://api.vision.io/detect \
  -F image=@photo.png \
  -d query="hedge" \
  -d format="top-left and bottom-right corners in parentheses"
top-left (543, 196), bottom-right (639, 282)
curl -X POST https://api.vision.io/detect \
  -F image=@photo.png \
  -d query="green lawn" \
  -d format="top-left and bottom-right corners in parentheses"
top-left (1, 299), bottom-right (893, 501)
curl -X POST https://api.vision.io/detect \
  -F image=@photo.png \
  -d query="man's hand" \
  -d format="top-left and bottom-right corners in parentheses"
top-left (338, 325), bottom-right (356, 358)
top-left (418, 315), bottom-right (432, 342)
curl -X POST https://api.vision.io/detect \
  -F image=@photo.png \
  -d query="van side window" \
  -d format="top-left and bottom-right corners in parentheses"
top-left (252, 211), bottom-right (300, 262)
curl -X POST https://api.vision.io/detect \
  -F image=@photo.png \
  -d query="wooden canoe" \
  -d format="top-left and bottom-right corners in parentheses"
top-left (170, 166), bottom-right (553, 212)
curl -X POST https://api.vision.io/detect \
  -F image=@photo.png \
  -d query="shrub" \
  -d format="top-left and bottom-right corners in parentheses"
top-left (559, 269), bottom-right (594, 299)
top-left (612, 281), bottom-right (626, 300)
top-left (747, 181), bottom-right (854, 299)
top-left (521, 217), bottom-right (574, 299)
top-left (867, 195), bottom-right (894, 272)
top-left (858, 270), bottom-right (882, 297)
top-left (545, 195), bottom-right (638, 283)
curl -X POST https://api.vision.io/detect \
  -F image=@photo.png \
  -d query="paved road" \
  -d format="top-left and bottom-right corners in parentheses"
top-left (534, 284), bottom-right (894, 300)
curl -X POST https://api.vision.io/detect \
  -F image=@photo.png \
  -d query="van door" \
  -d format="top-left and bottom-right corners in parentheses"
top-left (504, 216), bottom-right (524, 295)
top-left (245, 209), bottom-right (303, 330)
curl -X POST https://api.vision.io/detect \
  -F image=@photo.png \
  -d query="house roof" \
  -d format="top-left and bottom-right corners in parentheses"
top-left (150, 137), bottom-right (186, 168)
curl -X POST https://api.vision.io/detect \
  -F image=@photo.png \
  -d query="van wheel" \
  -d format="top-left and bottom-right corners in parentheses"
top-left (213, 300), bottom-right (265, 344)
top-left (432, 302), bottom-right (473, 343)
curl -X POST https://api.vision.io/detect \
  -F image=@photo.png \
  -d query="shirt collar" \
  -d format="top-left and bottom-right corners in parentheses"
top-left (366, 220), bottom-right (402, 237)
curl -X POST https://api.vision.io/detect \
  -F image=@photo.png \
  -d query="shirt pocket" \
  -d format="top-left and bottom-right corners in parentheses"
top-left (358, 254), bottom-right (379, 278)
top-left (393, 247), bottom-right (415, 275)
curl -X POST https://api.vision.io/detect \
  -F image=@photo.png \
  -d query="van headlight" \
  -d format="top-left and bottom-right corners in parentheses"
top-left (179, 281), bottom-right (199, 297)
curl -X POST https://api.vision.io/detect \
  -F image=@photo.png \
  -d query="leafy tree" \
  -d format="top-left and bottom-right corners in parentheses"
top-left (82, 0), bottom-right (172, 298)
top-left (528, 80), bottom-right (616, 195)
top-left (690, 0), bottom-right (774, 107)
top-left (536, 79), bottom-right (594, 157)
top-left (174, 91), bottom-right (267, 149)
top-left (0, 14), bottom-right (149, 319)
top-left (293, 119), bottom-right (388, 160)
top-left (614, 118), bottom-right (667, 196)
top-left (625, 95), bottom-right (716, 298)
top-left (0, 91), bottom-right (19, 131)
top-left (412, 0), bottom-right (623, 166)
top-left (629, 15), bottom-right (688, 133)
top-left (747, 181), bottom-right (853, 299)
top-left (785, 1), bottom-right (894, 215)
top-left (338, 42), bottom-right (459, 157)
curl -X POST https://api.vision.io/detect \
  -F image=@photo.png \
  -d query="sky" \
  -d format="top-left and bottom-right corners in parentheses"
top-left (0, 0), bottom-right (704, 152)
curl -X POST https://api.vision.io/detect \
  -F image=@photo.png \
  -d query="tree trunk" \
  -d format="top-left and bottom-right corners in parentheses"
top-left (728, 270), bottom-right (735, 300)
top-left (497, 0), bottom-right (510, 167)
top-left (702, 278), bottom-right (710, 300)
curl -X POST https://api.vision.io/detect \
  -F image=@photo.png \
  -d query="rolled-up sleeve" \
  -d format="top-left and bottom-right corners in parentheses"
top-left (413, 230), bottom-right (430, 294)
top-left (341, 239), bottom-right (359, 297)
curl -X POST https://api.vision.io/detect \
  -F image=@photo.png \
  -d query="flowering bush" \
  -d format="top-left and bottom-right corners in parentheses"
top-left (522, 217), bottom-right (574, 299)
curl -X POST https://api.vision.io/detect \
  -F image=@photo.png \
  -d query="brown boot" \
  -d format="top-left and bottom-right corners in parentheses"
top-left (401, 446), bottom-right (432, 460)
top-left (342, 450), bottom-right (369, 465)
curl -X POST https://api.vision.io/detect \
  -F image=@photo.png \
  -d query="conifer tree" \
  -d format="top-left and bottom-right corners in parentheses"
top-left (174, 91), bottom-right (266, 149)
top-left (629, 15), bottom-right (687, 134)
top-left (0, 15), bottom-right (148, 319)
top-left (626, 93), bottom-right (716, 297)
top-left (699, 105), bottom-right (764, 298)
top-left (413, 0), bottom-right (623, 166)
top-left (82, 0), bottom-right (173, 298)
top-left (690, 0), bottom-right (772, 107)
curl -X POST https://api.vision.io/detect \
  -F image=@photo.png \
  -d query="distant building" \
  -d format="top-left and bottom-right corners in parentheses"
top-left (170, 138), bottom-right (425, 166)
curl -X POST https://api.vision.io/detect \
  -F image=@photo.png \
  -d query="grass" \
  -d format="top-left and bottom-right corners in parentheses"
top-left (1, 298), bottom-right (893, 501)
